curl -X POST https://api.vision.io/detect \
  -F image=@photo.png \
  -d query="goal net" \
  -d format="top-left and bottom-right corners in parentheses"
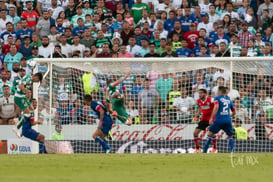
top-left (33, 57), bottom-right (273, 153)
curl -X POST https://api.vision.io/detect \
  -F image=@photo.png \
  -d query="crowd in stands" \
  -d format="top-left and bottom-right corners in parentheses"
top-left (0, 0), bottom-right (272, 138)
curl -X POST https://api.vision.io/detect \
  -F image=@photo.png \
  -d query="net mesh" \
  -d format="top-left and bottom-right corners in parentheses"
top-left (34, 58), bottom-right (273, 153)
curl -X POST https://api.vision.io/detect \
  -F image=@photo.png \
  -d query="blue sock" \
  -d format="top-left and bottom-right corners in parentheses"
top-left (95, 136), bottom-right (110, 152)
top-left (203, 136), bottom-right (213, 153)
top-left (228, 138), bottom-right (234, 152)
top-left (39, 142), bottom-right (47, 154)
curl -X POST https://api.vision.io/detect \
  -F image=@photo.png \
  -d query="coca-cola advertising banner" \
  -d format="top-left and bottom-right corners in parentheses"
top-left (69, 140), bottom-right (273, 153)
top-left (1, 124), bottom-right (273, 140)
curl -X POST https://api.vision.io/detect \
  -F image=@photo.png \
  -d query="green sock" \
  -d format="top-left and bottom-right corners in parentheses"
top-left (16, 116), bottom-right (25, 129)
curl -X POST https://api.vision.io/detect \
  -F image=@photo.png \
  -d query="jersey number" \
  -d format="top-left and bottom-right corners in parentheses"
top-left (222, 101), bottom-right (229, 113)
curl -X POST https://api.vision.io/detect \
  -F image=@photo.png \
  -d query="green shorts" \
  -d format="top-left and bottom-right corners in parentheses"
top-left (14, 96), bottom-right (31, 111)
top-left (112, 98), bottom-right (129, 121)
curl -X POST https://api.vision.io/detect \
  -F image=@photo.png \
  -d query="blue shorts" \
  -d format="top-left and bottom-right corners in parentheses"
top-left (100, 116), bottom-right (113, 135)
top-left (209, 120), bottom-right (234, 136)
top-left (22, 129), bottom-right (40, 141)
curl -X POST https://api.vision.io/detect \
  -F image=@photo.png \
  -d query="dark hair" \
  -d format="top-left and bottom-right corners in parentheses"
top-left (33, 72), bottom-right (43, 82)
top-left (3, 85), bottom-right (10, 89)
top-left (84, 95), bottom-right (92, 102)
top-left (218, 86), bottom-right (227, 94)
top-left (199, 89), bottom-right (207, 94)
top-left (6, 22), bottom-right (12, 26)
top-left (55, 124), bottom-right (62, 129)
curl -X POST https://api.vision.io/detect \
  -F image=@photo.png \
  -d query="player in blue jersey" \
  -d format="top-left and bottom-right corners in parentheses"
top-left (22, 98), bottom-right (47, 154)
top-left (203, 86), bottom-right (236, 153)
top-left (84, 95), bottom-right (113, 153)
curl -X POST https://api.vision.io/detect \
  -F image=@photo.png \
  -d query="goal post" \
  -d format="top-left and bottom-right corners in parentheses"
top-left (33, 57), bottom-right (273, 153)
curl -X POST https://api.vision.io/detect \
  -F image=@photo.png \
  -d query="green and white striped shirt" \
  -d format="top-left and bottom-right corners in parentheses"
top-left (15, 75), bottom-right (32, 97)
top-left (231, 43), bottom-right (242, 57)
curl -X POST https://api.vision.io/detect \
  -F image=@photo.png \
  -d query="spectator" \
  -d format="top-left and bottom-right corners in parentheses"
top-left (21, 1), bottom-right (38, 29)
top-left (30, 33), bottom-right (42, 47)
top-left (118, 45), bottom-right (133, 58)
top-left (126, 100), bottom-right (140, 124)
top-left (176, 39), bottom-right (192, 57)
top-left (254, 89), bottom-right (273, 122)
top-left (137, 10), bottom-right (151, 27)
top-left (36, 0), bottom-right (52, 16)
top-left (216, 42), bottom-right (230, 57)
top-left (168, 21), bottom-right (184, 41)
top-left (197, 13), bottom-right (213, 36)
top-left (138, 78), bottom-right (160, 123)
top-left (38, 36), bottom-right (53, 58)
top-left (71, 6), bottom-right (85, 27)
top-left (156, 38), bottom-right (167, 56)
top-left (200, 0), bottom-right (211, 14)
top-left (234, 98), bottom-right (250, 124)
top-left (226, 22), bottom-right (238, 38)
top-left (36, 10), bottom-right (51, 38)
top-left (120, 21), bottom-right (134, 46)
top-left (132, 0), bottom-right (150, 24)
top-left (192, 72), bottom-right (209, 100)
top-left (111, 32), bottom-right (123, 46)
top-left (165, 80), bottom-right (181, 123)
top-left (113, 2), bottom-right (125, 18)
top-left (55, 101), bottom-right (75, 125)
top-left (131, 75), bottom-right (144, 102)
top-left (27, 45), bottom-right (44, 68)
top-left (213, 25), bottom-right (230, 46)
top-left (141, 21), bottom-right (152, 39)
top-left (255, 32), bottom-right (265, 51)
top-left (51, 124), bottom-right (64, 140)
top-left (126, 36), bottom-right (141, 57)
top-left (144, 42), bottom-right (160, 57)
top-left (0, 85), bottom-right (18, 125)
top-left (0, 8), bottom-right (13, 34)
top-left (255, 113), bottom-right (268, 140)
top-left (262, 27), bottom-right (272, 44)
top-left (181, 7), bottom-right (197, 32)
top-left (155, 73), bottom-right (174, 103)
top-left (183, 23), bottom-right (199, 50)
top-left (1, 22), bottom-right (16, 44)
top-left (20, 57), bottom-right (32, 75)
top-left (2, 35), bottom-right (19, 55)
top-left (19, 36), bottom-right (32, 58)
top-left (71, 35), bottom-right (85, 57)
top-left (170, 33), bottom-right (181, 51)
top-left (247, 39), bottom-right (259, 57)
top-left (56, 17), bottom-right (65, 34)
top-left (4, 44), bottom-right (23, 71)
top-left (173, 87), bottom-right (195, 123)
top-left (96, 43), bottom-right (112, 58)
top-left (233, 118), bottom-right (248, 140)
top-left (211, 76), bottom-right (225, 97)
top-left (52, 45), bottom-right (66, 58)
top-left (72, 18), bottom-right (88, 37)
top-left (0, 70), bottom-right (13, 96)
top-left (257, 0), bottom-right (273, 27)
top-left (50, 0), bottom-right (64, 20)
top-left (221, 3), bottom-right (239, 21)
top-left (150, 29), bottom-right (161, 48)
top-left (161, 41), bottom-right (178, 57)
top-left (238, 21), bottom-right (255, 48)
top-left (94, 30), bottom-right (111, 52)
top-left (156, 21), bottom-right (168, 39)
top-left (64, 0), bottom-right (76, 21)
top-left (16, 19), bottom-right (33, 41)
top-left (193, 37), bottom-right (209, 57)
top-left (7, 7), bottom-right (20, 26)
top-left (230, 34), bottom-right (242, 57)
top-left (209, 4), bottom-right (220, 23)
top-left (137, 38), bottom-right (149, 57)
top-left (164, 10), bottom-right (176, 33)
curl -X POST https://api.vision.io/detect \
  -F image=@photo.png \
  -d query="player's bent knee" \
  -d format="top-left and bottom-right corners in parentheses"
top-left (37, 134), bottom-right (45, 142)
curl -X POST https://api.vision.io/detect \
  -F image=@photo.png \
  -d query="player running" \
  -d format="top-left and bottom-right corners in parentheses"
top-left (105, 71), bottom-right (132, 125)
top-left (84, 95), bottom-right (113, 153)
top-left (193, 89), bottom-right (215, 153)
top-left (203, 86), bottom-right (236, 153)
top-left (22, 98), bottom-right (47, 154)
top-left (13, 69), bottom-right (43, 136)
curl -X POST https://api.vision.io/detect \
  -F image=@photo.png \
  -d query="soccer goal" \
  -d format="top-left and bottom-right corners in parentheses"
top-left (33, 57), bottom-right (273, 153)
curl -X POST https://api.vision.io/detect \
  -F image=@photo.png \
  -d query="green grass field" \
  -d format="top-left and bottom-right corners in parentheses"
top-left (0, 154), bottom-right (272, 182)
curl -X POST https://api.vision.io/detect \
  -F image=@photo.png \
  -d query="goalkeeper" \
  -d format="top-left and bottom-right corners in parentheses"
top-left (105, 71), bottom-right (132, 126)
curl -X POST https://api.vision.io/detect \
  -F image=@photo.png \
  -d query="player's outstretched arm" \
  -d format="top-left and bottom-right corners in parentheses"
top-left (110, 71), bottom-right (131, 88)
top-left (209, 104), bottom-right (219, 124)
